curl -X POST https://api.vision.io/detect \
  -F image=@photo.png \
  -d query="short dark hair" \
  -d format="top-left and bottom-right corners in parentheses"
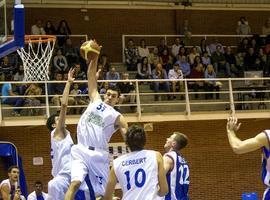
top-left (107, 85), bottom-right (121, 97)
top-left (8, 165), bottom-right (19, 173)
top-left (46, 114), bottom-right (58, 131)
top-left (126, 125), bottom-right (146, 152)
top-left (35, 181), bottom-right (43, 186)
top-left (173, 132), bottom-right (188, 151)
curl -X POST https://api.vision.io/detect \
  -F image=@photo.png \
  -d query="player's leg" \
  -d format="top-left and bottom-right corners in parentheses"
top-left (65, 145), bottom-right (89, 200)
top-left (263, 188), bottom-right (270, 200)
top-left (47, 175), bottom-right (70, 200)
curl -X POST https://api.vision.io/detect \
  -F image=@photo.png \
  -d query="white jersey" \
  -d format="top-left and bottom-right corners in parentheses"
top-left (50, 129), bottom-right (73, 177)
top-left (77, 99), bottom-right (121, 150)
top-left (27, 191), bottom-right (48, 200)
top-left (0, 179), bottom-right (11, 199)
top-left (113, 150), bottom-right (159, 200)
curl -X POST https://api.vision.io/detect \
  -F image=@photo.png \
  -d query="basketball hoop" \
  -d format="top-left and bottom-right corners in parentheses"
top-left (17, 35), bottom-right (56, 81)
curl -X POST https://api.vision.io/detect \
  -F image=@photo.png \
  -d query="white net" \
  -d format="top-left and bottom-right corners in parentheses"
top-left (17, 36), bottom-right (55, 81)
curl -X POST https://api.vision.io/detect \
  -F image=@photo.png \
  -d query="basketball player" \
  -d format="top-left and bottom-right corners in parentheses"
top-left (103, 125), bottom-right (168, 200)
top-left (226, 115), bottom-right (270, 199)
top-left (64, 40), bottom-right (128, 200)
top-left (158, 132), bottom-right (190, 200)
top-left (0, 165), bottom-right (21, 200)
top-left (46, 68), bottom-right (75, 200)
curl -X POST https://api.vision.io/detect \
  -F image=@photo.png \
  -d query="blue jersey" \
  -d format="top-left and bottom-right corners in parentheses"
top-left (262, 130), bottom-right (270, 187)
top-left (165, 151), bottom-right (189, 200)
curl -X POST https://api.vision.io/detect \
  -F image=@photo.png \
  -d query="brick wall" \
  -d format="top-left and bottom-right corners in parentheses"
top-left (0, 118), bottom-right (269, 199)
top-left (6, 8), bottom-right (270, 62)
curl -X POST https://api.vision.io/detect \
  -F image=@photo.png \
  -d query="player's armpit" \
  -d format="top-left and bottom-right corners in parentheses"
top-left (156, 152), bottom-right (169, 197)
top-left (103, 167), bottom-right (117, 200)
top-left (0, 184), bottom-right (10, 200)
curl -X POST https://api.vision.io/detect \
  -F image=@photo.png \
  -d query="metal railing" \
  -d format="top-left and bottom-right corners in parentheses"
top-left (1, 77), bottom-right (270, 125)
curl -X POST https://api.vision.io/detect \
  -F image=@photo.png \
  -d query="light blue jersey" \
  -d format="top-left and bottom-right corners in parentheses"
top-left (165, 151), bottom-right (189, 200)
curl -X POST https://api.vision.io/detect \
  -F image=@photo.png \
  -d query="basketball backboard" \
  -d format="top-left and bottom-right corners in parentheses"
top-left (0, 0), bottom-right (24, 58)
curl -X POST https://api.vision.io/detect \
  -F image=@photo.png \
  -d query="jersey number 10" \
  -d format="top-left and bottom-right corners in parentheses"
top-left (124, 168), bottom-right (146, 190)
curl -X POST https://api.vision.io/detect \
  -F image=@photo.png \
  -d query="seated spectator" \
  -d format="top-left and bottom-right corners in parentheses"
top-left (56, 19), bottom-right (71, 47)
top-left (208, 38), bottom-right (224, 55)
top-left (106, 67), bottom-right (120, 87)
top-left (201, 51), bottom-right (211, 67)
top-left (175, 56), bottom-right (191, 78)
top-left (192, 56), bottom-right (204, 70)
top-left (0, 166), bottom-right (25, 200)
top-left (1, 75), bottom-right (25, 116)
top-left (257, 47), bottom-right (267, 75)
top-left (136, 56), bottom-right (152, 79)
top-left (237, 37), bottom-right (249, 54)
top-left (250, 38), bottom-right (259, 54)
top-left (44, 20), bottom-right (56, 35)
top-left (157, 38), bottom-right (169, 56)
top-left (49, 73), bottom-right (64, 112)
top-left (211, 45), bottom-right (231, 77)
top-left (148, 47), bottom-right (162, 69)
top-left (204, 64), bottom-right (221, 99)
top-left (171, 37), bottom-right (183, 59)
top-left (13, 64), bottom-right (25, 81)
top-left (235, 52), bottom-right (245, 75)
top-left (160, 49), bottom-right (173, 73)
top-left (31, 19), bottom-right (46, 35)
top-left (168, 63), bottom-right (184, 100)
top-left (262, 18), bottom-right (270, 35)
top-left (53, 48), bottom-right (68, 74)
top-left (117, 73), bottom-right (136, 112)
top-left (70, 83), bottom-right (87, 114)
top-left (236, 16), bottom-right (251, 35)
top-left (188, 46), bottom-right (200, 66)
top-left (244, 47), bottom-right (260, 71)
top-left (190, 63), bottom-right (205, 99)
top-left (27, 181), bottom-right (48, 200)
top-left (98, 54), bottom-right (111, 77)
top-left (138, 39), bottom-right (150, 60)
top-left (224, 46), bottom-right (239, 77)
top-left (74, 63), bottom-right (86, 80)
top-left (197, 39), bottom-right (211, 56)
top-left (151, 63), bottom-right (170, 101)
top-left (63, 38), bottom-right (79, 65)
top-left (24, 83), bottom-right (42, 116)
top-left (124, 39), bottom-right (139, 71)
top-left (0, 55), bottom-right (14, 79)
top-left (177, 47), bottom-right (187, 61)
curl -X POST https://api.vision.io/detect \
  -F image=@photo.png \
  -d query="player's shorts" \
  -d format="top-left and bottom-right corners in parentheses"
top-left (70, 144), bottom-right (110, 196)
top-left (47, 174), bottom-right (70, 200)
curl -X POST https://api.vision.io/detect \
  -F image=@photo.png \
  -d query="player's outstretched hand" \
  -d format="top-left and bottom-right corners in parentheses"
top-left (227, 115), bottom-right (241, 132)
top-left (87, 40), bottom-right (102, 61)
top-left (68, 68), bottom-right (75, 83)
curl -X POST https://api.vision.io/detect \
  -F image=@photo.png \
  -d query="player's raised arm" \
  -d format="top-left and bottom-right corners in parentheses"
top-left (103, 166), bottom-right (117, 200)
top-left (115, 115), bottom-right (128, 142)
top-left (81, 40), bottom-right (102, 101)
top-left (227, 115), bottom-right (268, 154)
top-left (54, 68), bottom-right (74, 138)
top-left (156, 151), bottom-right (169, 197)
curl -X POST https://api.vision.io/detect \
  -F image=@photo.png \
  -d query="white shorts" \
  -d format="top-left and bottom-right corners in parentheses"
top-left (47, 174), bottom-right (70, 200)
top-left (70, 144), bottom-right (110, 196)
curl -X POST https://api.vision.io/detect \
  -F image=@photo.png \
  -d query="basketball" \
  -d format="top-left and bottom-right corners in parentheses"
top-left (80, 40), bottom-right (101, 61)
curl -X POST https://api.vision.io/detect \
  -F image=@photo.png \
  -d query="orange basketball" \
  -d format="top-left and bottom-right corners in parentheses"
top-left (80, 40), bottom-right (101, 61)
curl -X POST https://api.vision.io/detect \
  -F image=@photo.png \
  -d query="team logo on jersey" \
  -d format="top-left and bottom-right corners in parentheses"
top-left (87, 112), bottom-right (105, 127)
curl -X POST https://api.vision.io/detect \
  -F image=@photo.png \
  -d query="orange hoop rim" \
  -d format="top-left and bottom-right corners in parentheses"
top-left (24, 35), bottom-right (56, 43)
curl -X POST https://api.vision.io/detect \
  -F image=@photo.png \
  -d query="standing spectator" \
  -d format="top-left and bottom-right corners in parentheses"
top-left (204, 64), bottom-right (220, 99)
top-left (63, 38), bottom-right (79, 65)
top-left (138, 39), bottom-right (150, 59)
top-left (56, 20), bottom-right (71, 47)
top-left (31, 19), bottom-right (46, 35)
top-left (236, 16), bottom-right (251, 35)
top-left (53, 48), bottom-right (68, 74)
top-left (124, 39), bottom-right (139, 71)
top-left (168, 63), bottom-right (184, 99)
top-left (157, 38), bottom-right (169, 56)
top-left (1, 75), bottom-right (25, 116)
top-left (151, 63), bottom-right (171, 101)
top-left (44, 20), bottom-right (56, 35)
top-left (117, 73), bottom-right (136, 112)
top-left (27, 181), bottom-right (48, 200)
top-left (171, 37), bottom-right (183, 59)
top-left (136, 56), bottom-right (152, 79)
top-left (106, 67), bottom-right (120, 87)
top-left (262, 18), bottom-right (270, 36)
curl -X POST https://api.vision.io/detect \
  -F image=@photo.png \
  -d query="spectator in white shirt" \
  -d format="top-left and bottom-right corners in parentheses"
top-left (27, 181), bottom-right (48, 200)
top-left (138, 39), bottom-right (150, 59)
top-left (171, 37), bottom-right (183, 59)
top-left (31, 19), bottom-right (46, 35)
top-left (168, 63), bottom-right (184, 99)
